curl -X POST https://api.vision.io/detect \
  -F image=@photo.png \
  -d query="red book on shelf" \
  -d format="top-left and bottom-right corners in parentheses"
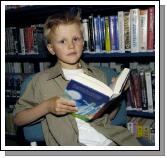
top-left (147, 7), bottom-right (155, 51)
top-left (130, 69), bottom-right (142, 110)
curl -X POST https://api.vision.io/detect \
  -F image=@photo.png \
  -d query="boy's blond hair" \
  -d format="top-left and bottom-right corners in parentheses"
top-left (43, 11), bottom-right (82, 44)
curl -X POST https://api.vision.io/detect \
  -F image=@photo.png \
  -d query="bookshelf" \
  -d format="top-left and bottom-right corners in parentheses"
top-left (5, 5), bottom-right (155, 144)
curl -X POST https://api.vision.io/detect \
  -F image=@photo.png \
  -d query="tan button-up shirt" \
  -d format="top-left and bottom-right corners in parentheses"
top-left (14, 60), bottom-right (107, 145)
top-left (14, 60), bottom-right (141, 146)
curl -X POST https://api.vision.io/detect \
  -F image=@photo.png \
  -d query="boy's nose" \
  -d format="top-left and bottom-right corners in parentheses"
top-left (68, 41), bottom-right (75, 49)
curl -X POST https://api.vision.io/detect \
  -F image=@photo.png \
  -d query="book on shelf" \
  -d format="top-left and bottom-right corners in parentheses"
top-left (130, 9), bottom-right (140, 53)
top-left (118, 11), bottom-right (125, 53)
top-left (109, 16), bottom-right (119, 51)
top-left (124, 11), bottom-right (131, 51)
top-left (139, 9), bottom-right (148, 52)
top-left (105, 16), bottom-right (111, 52)
top-left (147, 7), bottom-right (155, 51)
top-left (126, 68), bottom-right (155, 113)
top-left (82, 19), bottom-right (90, 51)
top-left (64, 68), bottom-right (130, 121)
top-left (145, 71), bottom-right (154, 113)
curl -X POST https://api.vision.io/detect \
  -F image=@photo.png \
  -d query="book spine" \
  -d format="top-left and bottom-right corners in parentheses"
top-left (88, 15), bottom-right (95, 52)
top-left (145, 71), bottom-right (154, 113)
top-left (147, 7), bottom-right (155, 51)
top-left (82, 19), bottom-right (90, 52)
top-left (32, 25), bottom-right (39, 54)
top-left (8, 28), bottom-right (15, 55)
top-left (139, 9), bottom-right (148, 52)
top-left (97, 15), bottom-right (103, 52)
top-left (94, 17), bottom-right (101, 53)
top-left (100, 16), bottom-right (106, 51)
top-left (139, 70), bottom-right (148, 111)
top-left (105, 16), bottom-right (111, 52)
top-left (143, 119), bottom-right (154, 140)
top-left (12, 27), bottom-right (21, 54)
top-left (113, 16), bottom-right (119, 51)
top-left (118, 11), bottom-right (125, 53)
top-left (130, 9), bottom-right (140, 53)
top-left (19, 28), bottom-right (26, 54)
top-left (130, 69), bottom-right (142, 110)
top-left (5, 28), bottom-right (10, 54)
top-left (127, 117), bottom-right (136, 134)
top-left (151, 71), bottom-right (155, 111)
top-left (150, 121), bottom-right (155, 144)
top-left (109, 16), bottom-right (114, 50)
top-left (128, 78), bottom-right (136, 110)
top-left (124, 11), bottom-right (131, 51)
top-left (36, 24), bottom-right (47, 56)
top-left (137, 118), bottom-right (147, 138)
top-left (24, 26), bottom-right (34, 54)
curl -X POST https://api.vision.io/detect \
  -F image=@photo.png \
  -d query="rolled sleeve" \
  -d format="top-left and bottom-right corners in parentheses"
top-left (13, 74), bottom-right (42, 116)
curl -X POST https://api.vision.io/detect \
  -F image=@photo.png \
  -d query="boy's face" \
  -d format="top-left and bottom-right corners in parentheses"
top-left (47, 23), bottom-right (84, 68)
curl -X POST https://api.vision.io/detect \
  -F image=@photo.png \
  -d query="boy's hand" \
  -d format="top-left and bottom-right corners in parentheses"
top-left (45, 96), bottom-right (78, 115)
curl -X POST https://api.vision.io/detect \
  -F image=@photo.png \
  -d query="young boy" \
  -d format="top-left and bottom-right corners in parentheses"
top-left (13, 11), bottom-right (141, 146)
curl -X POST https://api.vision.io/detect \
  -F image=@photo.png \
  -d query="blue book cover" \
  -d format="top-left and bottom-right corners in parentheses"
top-left (109, 16), bottom-right (119, 51)
top-left (64, 69), bottom-right (130, 121)
top-left (93, 17), bottom-right (101, 52)
top-left (64, 80), bottom-right (110, 121)
top-left (100, 16), bottom-right (106, 51)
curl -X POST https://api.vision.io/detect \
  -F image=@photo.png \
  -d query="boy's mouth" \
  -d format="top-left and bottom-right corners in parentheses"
top-left (67, 52), bottom-right (77, 56)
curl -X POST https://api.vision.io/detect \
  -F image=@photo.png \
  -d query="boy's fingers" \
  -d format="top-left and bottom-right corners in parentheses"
top-left (111, 77), bottom-right (117, 83)
top-left (56, 102), bottom-right (78, 112)
top-left (59, 98), bottom-right (76, 106)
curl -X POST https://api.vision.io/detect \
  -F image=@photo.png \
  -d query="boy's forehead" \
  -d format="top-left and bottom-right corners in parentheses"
top-left (52, 23), bottom-right (82, 34)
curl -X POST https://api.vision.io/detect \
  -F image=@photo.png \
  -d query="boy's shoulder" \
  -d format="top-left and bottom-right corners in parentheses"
top-left (31, 66), bottom-right (57, 82)
top-left (86, 65), bottom-right (107, 84)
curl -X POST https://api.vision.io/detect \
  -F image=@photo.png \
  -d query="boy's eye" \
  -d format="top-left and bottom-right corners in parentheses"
top-left (73, 37), bottom-right (79, 41)
top-left (73, 37), bottom-right (82, 42)
top-left (59, 40), bottom-right (65, 44)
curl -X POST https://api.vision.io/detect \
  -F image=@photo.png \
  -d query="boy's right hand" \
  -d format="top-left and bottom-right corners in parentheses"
top-left (45, 96), bottom-right (78, 115)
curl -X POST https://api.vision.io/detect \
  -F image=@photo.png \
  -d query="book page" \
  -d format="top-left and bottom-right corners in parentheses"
top-left (72, 73), bottom-right (113, 97)
top-left (113, 68), bottom-right (130, 94)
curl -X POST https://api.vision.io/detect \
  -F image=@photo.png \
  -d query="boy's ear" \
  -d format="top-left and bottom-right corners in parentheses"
top-left (47, 44), bottom-right (55, 55)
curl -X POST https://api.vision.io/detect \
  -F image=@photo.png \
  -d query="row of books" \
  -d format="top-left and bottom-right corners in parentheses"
top-left (127, 117), bottom-right (155, 144)
top-left (5, 5), bottom-right (31, 10)
top-left (5, 62), bottom-right (52, 98)
top-left (126, 69), bottom-right (155, 113)
top-left (5, 24), bottom-right (47, 55)
top-left (6, 74), bottom-right (25, 98)
top-left (82, 7), bottom-right (155, 53)
top-left (5, 62), bottom-right (51, 73)
top-left (5, 6), bottom-right (155, 55)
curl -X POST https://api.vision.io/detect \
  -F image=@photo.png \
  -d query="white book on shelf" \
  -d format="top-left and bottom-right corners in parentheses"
top-left (139, 9), bottom-right (148, 52)
top-left (82, 19), bottom-right (90, 51)
top-left (118, 11), bottom-right (125, 53)
top-left (19, 28), bottom-right (26, 55)
top-left (130, 9), bottom-right (140, 53)
top-left (145, 71), bottom-right (154, 113)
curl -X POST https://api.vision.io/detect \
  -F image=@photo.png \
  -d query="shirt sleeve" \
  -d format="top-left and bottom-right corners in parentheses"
top-left (13, 74), bottom-right (42, 116)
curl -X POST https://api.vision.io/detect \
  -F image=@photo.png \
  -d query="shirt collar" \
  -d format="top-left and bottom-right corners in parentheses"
top-left (47, 60), bottom-right (93, 80)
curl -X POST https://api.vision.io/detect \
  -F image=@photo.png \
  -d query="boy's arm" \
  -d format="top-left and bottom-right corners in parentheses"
top-left (14, 96), bottom-right (77, 126)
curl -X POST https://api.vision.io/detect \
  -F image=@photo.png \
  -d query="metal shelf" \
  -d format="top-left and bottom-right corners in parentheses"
top-left (127, 110), bottom-right (155, 119)
top-left (5, 52), bottom-right (155, 62)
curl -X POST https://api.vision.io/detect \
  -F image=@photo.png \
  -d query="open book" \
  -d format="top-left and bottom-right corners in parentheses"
top-left (64, 68), bottom-right (130, 121)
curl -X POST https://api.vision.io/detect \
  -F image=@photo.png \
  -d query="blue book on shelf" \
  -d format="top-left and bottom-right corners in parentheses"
top-left (109, 16), bottom-right (119, 51)
top-left (93, 17), bottom-right (101, 53)
top-left (100, 16), bottom-right (106, 51)
top-left (64, 68), bottom-right (130, 121)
